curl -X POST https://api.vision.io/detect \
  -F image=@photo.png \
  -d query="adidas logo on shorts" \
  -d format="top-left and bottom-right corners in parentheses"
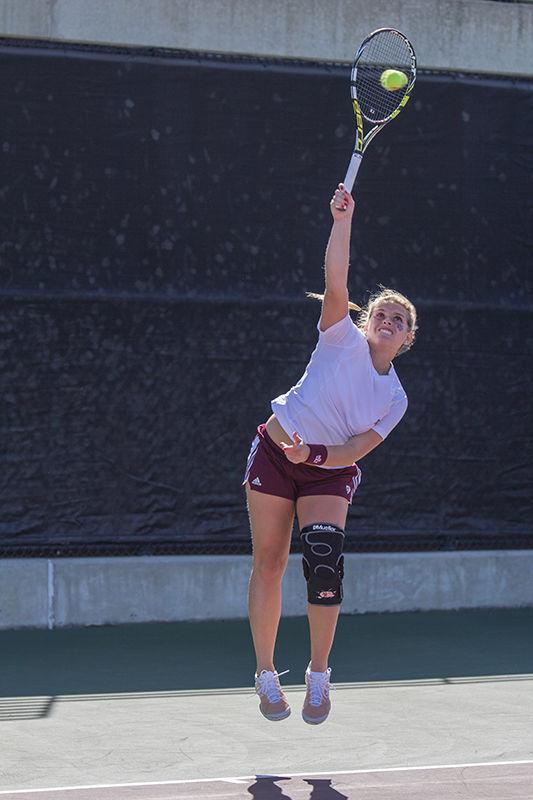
top-left (252, 477), bottom-right (262, 486)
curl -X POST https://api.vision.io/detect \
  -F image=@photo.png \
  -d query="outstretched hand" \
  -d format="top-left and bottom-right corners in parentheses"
top-left (280, 431), bottom-right (310, 464)
top-left (330, 184), bottom-right (355, 221)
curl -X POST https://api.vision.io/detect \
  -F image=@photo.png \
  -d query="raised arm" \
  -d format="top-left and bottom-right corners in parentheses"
top-left (319, 184), bottom-right (355, 332)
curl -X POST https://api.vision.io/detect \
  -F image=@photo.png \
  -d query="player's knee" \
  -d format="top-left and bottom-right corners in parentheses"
top-left (252, 552), bottom-right (288, 581)
top-left (300, 523), bottom-right (345, 606)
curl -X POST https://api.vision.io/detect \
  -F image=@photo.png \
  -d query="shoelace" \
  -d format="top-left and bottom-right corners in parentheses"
top-left (307, 669), bottom-right (331, 706)
top-left (255, 669), bottom-right (289, 702)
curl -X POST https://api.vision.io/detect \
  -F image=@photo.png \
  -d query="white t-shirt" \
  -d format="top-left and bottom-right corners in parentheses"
top-left (271, 314), bottom-right (407, 464)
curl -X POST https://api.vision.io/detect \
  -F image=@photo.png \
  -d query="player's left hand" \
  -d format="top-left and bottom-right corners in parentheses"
top-left (280, 432), bottom-right (310, 464)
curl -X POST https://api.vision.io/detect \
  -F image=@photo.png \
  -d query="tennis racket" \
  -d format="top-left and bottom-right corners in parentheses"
top-left (336, 27), bottom-right (416, 207)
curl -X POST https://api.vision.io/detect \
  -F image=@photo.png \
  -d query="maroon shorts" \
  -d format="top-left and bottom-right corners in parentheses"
top-left (243, 424), bottom-right (361, 504)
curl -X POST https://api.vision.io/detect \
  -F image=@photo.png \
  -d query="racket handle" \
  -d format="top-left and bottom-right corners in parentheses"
top-left (342, 152), bottom-right (362, 194)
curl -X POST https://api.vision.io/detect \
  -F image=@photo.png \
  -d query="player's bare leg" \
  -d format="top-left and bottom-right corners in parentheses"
top-left (246, 485), bottom-right (294, 672)
top-left (307, 604), bottom-right (341, 672)
top-left (246, 485), bottom-right (294, 720)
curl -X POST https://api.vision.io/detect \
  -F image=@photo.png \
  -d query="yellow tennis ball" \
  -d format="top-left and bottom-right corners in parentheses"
top-left (380, 69), bottom-right (408, 91)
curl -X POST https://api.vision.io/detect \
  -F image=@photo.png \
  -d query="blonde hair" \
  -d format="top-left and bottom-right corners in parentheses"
top-left (307, 286), bottom-right (418, 357)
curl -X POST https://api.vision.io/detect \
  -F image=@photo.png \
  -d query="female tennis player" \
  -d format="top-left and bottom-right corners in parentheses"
top-left (243, 184), bottom-right (417, 724)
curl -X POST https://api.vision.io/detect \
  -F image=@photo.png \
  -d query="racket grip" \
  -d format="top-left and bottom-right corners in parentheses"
top-left (342, 153), bottom-right (362, 194)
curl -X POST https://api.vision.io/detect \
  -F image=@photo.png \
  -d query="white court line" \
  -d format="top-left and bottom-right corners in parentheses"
top-left (1, 758), bottom-right (533, 795)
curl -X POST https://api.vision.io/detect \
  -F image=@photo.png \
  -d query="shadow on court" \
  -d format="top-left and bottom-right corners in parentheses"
top-left (248, 776), bottom-right (348, 799)
top-left (1, 608), bottom-right (532, 700)
top-left (247, 776), bottom-right (292, 799)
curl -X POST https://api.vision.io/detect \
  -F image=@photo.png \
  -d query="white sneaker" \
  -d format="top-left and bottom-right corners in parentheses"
top-left (254, 669), bottom-right (291, 721)
top-left (302, 663), bottom-right (331, 725)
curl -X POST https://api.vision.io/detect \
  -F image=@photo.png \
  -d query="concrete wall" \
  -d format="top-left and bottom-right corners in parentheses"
top-left (1, 551), bottom-right (533, 629)
top-left (0, 0), bottom-right (533, 76)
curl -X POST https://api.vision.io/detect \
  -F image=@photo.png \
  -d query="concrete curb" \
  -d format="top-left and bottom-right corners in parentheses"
top-left (1, 550), bottom-right (532, 629)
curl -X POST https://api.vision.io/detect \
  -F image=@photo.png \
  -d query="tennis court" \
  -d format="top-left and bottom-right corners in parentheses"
top-left (1, 610), bottom-right (532, 799)
top-left (3, 763), bottom-right (533, 799)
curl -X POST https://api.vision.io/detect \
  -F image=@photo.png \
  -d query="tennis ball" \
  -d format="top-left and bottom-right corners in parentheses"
top-left (380, 69), bottom-right (408, 91)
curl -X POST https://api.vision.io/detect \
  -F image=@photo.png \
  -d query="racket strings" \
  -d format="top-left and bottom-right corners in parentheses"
top-left (354, 31), bottom-right (414, 123)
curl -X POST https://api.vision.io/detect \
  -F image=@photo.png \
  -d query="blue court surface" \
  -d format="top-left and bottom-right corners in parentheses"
top-left (1, 610), bottom-right (532, 799)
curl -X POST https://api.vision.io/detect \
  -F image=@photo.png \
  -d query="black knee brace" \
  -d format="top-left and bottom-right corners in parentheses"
top-left (300, 523), bottom-right (345, 606)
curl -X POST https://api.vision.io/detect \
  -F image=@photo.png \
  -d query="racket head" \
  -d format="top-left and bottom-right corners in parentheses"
top-left (351, 28), bottom-right (416, 125)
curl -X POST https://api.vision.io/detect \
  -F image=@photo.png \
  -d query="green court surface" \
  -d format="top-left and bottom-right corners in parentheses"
top-left (1, 609), bottom-right (532, 798)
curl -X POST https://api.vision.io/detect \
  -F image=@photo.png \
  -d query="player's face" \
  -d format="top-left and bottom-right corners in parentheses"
top-left (365, 302), bottom-right (413, 352)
